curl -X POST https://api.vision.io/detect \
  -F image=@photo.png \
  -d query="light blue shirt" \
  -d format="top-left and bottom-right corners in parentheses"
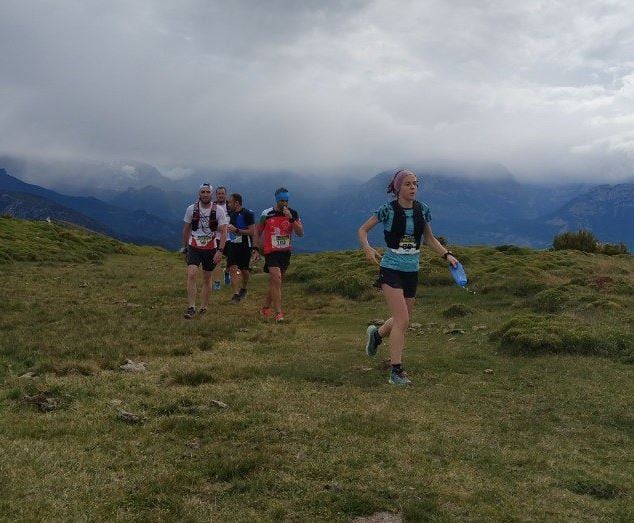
top-left (374, 201), bottom-right (432, 272)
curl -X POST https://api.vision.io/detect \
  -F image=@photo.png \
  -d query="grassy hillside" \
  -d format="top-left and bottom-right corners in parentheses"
top-left (0, 216), bottom-right (135, 263)
top-left (0, 218), bottom-right (632, 521)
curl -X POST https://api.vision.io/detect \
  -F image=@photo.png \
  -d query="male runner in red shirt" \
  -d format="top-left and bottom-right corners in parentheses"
top-left (257, 187), bottom-right (304, 322)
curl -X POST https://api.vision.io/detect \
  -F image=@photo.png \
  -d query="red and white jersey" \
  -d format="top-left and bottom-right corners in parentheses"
top-left (257, 207), bottom-right (301, 255)
top-left (184, 202), bottom-right (228, 250)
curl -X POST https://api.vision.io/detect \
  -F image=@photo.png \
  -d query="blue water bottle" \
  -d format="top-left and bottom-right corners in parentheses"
top-left (449, 262), bottom-right (468, 288)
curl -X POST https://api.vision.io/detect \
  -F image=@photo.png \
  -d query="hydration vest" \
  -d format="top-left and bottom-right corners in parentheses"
top-left (191, 201), bottom-right (218, 232)
top-left (384, 200), bottom-right (426, 250)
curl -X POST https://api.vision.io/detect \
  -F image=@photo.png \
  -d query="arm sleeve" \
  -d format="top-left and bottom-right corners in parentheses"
top-left (373, 203), bottom-right (390, 224)
top-left (422, 202), bottom-right (432, 222)
top-left (245, 210), bottom-right (255, 226)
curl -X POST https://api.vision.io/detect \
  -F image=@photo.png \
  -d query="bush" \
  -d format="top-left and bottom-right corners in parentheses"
top-left (531, 286), bottom-right (595, 313)
top-left (442, 304), bottom-right (473, 317)
top-left (495, 245), bottom-right (531, 255)
top-left (553, 229), bottom-right (598, 253)
top-left (169, 368), bottom-right (216, 386)
top-left (490, 314), bottom-right (633, 362)
top-left (599, 242), bottom-right (629, 255)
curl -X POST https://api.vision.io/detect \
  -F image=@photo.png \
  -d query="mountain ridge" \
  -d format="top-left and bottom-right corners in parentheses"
top-left (0, 168), bottom-right (180, 248)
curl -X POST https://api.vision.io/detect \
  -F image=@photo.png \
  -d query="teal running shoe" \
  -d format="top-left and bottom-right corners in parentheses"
top-left (389, 369), bottom-right (411, 386)
top-left (213, 281), bottom-right (221, 291)
top-left (365, 325), bottom-right (382, 357)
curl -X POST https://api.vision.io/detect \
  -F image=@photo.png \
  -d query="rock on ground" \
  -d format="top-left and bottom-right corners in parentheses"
top-left (119, 360), bottom-right (147, 372)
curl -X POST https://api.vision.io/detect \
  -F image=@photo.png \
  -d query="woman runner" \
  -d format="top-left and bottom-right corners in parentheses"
top-left (358, 169), bottom-right (459, 385)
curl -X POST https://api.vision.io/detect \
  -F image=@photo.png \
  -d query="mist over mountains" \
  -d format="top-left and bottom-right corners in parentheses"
top-left (1, 156), bottom-right (632, 251)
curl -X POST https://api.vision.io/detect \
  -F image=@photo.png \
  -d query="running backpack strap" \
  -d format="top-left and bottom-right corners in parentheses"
top-left (411, 201), bottom-right (426, 248)
top-left (209, 202), bottom-right (218, 232)
top-left (191, 201), bottom-right (200, 231)
top-left (384, 200), bottom-right (426, 249)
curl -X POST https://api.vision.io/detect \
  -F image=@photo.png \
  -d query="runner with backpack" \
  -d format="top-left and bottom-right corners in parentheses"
top-left (257, 187), bottom-right (304, 322)
top-left (358, 170), bottom-right (459, 385)
top-left (180, 183), bottom-right (229, 319)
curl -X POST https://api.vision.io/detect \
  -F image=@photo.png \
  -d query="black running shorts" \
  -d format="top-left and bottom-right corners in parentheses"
top-left (263, 251), bottom-right (292, 273)
top-left (186, 246), bottom-right (217, 272)
top-left (373, 266), bottom-right (419, 298)
top-left (227, 242), bottom-right (252, 271)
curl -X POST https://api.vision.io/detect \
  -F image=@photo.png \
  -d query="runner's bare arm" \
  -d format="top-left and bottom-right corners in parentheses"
top-left (247, 224), bottom-right (258, 248)
top-left (358, 215), bottom-right (381, 265)
top-left (248, 224), bottom-right (260, 261)
top-left (214, 224), bottom-right (227, 264)
top-left (182, 222), bottom-right (191, 251)
top-left (423, 222), bottom-right (458, 267)
top-left (292, 219), bottom-right (304, 237)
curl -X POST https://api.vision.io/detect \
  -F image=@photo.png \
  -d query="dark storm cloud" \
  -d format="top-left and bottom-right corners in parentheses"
top-left (1, 0), bottom-right (633, 181)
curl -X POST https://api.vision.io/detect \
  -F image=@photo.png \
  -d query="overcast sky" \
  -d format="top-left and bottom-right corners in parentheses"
top-left (1, 1), bottom-right (633, 182)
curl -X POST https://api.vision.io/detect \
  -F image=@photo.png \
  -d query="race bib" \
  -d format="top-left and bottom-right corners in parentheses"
top-left (399, 235), bottom-right (416, 251)
top-left (272, 234), bottom-right (290, 249)
top-left (390, 235), bottom-right (419, 254)
top-left (196, 235), bottom-right (212, 247)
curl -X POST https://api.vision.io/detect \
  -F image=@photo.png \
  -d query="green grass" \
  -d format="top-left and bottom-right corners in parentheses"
top-left (0, 216), bottom-right (136, 263)
top-left (0, 220), bottom-right (633, 521)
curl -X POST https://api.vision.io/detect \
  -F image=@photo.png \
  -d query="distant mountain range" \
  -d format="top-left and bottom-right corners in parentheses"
top-left (0, 190), bottom-right (107, 232)
top-left (1, 160), bottom-right (632, 251)
top-left (0, 169), bottom-right (180, 248)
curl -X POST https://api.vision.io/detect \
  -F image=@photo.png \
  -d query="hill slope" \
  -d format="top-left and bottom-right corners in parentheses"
top-left (1, 190), bottom-right (108, 233)
top-left (0, 219), bottom-right (632, 520)
top-left (0, 216), bottom-right (135, 263)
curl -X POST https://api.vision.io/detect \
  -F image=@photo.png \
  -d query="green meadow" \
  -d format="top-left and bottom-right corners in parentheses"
top-left (0, 217), bottom-right (632, 521)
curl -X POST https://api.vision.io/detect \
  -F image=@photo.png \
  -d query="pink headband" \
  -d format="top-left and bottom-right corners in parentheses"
top-left (387, 169), bottom-right (414, 195)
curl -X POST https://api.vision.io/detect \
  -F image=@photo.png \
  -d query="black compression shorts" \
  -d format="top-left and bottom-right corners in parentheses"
top-left (186, 246), bottom-right (217, 272)
top-left (263, 251), bottom-right (291, 273)
top-left (226, 243), bottom-right (252, 271)
top-left (373, 266), bottom-right (419, 298)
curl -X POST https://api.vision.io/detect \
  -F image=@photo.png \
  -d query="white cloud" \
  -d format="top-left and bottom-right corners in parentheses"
top-left (0, 0), bottom-right (633, 182)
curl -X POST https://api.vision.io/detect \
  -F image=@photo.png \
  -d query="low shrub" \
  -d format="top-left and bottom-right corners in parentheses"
top-left (531, 286), bottom-right (594, 313)
top-left (495, 245), bottom-right (531, 255)
top-left (491, 314), bottom-right (633, 362)
top-left (169, 368), bottom-right (217, 386)
top-left (442, 304), bottom-right (473, 317)
top-left (553, 229), bottom-right (598, 253)
top-left (566, 478), bottom-right (624, 500)
top-left (599, 242), bottom-right (629, 255)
